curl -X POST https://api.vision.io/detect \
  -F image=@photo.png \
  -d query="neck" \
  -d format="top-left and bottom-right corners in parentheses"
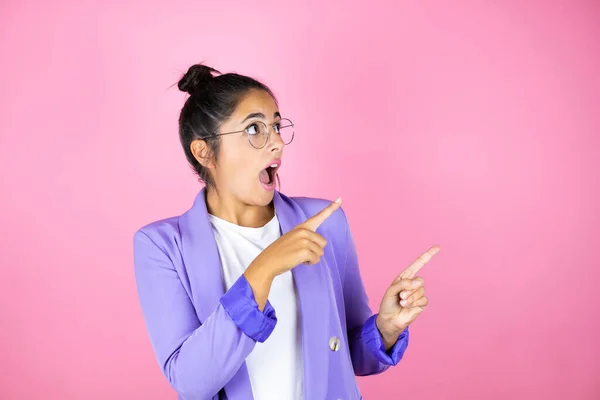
top-left (204, 187), bottom-right (275, 228)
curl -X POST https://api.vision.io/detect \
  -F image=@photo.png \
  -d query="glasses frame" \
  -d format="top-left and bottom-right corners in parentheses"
top-left (198, 117), bottom-right (295, 149)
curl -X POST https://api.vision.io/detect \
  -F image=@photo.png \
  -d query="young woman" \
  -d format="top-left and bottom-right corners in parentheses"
top-left (133, 64), bottom-right (439, 400)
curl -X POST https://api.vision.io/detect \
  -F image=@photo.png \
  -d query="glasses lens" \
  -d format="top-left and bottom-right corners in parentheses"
top-left (247, 121), bottom-right (269, 149)
top-left (277, 118), bottom-right (294, 145)
top-left (246, 119), bottom-right (295, 148)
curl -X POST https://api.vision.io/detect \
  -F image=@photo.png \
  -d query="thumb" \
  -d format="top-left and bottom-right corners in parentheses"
top-left (385, 278), bottom-right (420, 297)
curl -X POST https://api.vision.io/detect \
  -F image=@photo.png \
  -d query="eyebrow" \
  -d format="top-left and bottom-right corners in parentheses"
top-left (241, 111), bottom-right (281, 123)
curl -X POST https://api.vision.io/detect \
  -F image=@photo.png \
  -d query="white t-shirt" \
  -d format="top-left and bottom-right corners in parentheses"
top-left (208, 212), bottom-right (304, 400)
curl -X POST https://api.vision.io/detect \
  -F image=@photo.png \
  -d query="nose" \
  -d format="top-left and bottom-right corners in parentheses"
top-left (265, 126), bottom-right (284, 152)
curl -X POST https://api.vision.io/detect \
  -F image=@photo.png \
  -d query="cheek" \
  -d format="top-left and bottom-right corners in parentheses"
top-left (218, 144), bottom-right (255, 183)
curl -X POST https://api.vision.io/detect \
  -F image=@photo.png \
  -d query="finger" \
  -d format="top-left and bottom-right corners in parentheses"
top-left (409, 296), bottom-right (428, 308)
top-left (296, 228), bottom-right (328, 248)
top-left (385, 278), bottom-right (420, 298)
top-left (399, 287), bottom-right (424, 307)
top-left (401, 295), bottom-right (427, 309)
top-left (301, 249), bottom-right (320, 265)
top-left (399, 289), bottom-right (414, 302)
top-left (403, 287), bottom-right (425, 305)
top-left (307, 249), bottom-right (322, 265)
top-left (397, 245), bottom-right (440, 280)
top-left (391, 277), bottom-right (423, 298)
top-left (301, 242), bottom-right (324, 265)
top-left (399, 283), bottom-right (424, 300)
top-left (302, 198), bottom-right (342, 232)
top-left (398, 279), bottom-right (423, 301)
top-left (304, 239), bottom-right (325, 259)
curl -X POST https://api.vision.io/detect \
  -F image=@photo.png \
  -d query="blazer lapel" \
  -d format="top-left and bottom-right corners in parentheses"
top-left (274, 191), bottom-right (331, 399)
top-left (179, 187), bottom-right (225, 321)
top-left (178, 188), bottom-right (253, 400)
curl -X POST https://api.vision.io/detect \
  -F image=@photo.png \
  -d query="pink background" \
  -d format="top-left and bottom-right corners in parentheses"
top-left (1, 1), bottom-right (599, 399)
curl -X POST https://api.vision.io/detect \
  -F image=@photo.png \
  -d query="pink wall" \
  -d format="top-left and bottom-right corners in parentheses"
top-left (1, 1), bottom-right (599, 399)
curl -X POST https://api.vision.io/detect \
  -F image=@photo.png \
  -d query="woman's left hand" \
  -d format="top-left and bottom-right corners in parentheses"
top-left (376, 245), bottom-right (440, 341)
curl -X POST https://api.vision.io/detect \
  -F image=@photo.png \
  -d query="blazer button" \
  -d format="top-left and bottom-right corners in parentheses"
top-left (329, 336), bottom-right (340, 352)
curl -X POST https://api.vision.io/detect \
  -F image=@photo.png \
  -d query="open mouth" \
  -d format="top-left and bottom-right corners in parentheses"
top-left (259, 163), bottom-right (279, 188)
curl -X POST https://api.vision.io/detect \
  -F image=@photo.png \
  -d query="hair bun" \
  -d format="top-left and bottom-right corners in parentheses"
top-left (178, 64), bottom-right (220, 95)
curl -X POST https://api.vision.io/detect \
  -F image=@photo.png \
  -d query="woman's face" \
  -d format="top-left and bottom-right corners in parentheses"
top-left (209, 89), bottom-right (285, 206)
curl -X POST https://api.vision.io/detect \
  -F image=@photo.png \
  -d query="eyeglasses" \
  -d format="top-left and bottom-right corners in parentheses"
top-left (200, 118), bottom-right (295, 149)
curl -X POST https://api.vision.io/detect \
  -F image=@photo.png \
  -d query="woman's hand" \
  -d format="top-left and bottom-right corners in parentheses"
top-left (376, 245), bottom-right (440, 348)
top-left (250, 197), bottom-right (342, 277)
top-left (244, 198), bottom-right (342, 309)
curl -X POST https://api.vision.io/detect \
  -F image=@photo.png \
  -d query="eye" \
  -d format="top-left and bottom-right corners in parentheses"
top-left (273, 122), bottom-right (281, 134)
top-left (245, 123), bottom-right (260, 135)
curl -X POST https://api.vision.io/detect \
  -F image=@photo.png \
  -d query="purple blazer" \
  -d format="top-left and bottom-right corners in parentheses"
top-left (133, 188), bottom-right (409, 400)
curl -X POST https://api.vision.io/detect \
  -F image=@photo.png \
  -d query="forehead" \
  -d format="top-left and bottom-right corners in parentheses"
top-left (231, 89), bottom-right (278, 120)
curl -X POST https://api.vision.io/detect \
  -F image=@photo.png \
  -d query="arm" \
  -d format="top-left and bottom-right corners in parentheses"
top-left (340, 212), bottom-right (409, 376)
top-left (133, 230), bottom-right (276, 399)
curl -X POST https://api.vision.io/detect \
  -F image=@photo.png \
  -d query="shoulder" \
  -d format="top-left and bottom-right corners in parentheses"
top-left (133, 215), bottom-right (182, 255)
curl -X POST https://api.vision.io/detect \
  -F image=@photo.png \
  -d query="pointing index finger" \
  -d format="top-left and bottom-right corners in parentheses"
top-left (302, 197), bottom-right (342, 231)
top-left (398, 245), bottom-right (440, 280)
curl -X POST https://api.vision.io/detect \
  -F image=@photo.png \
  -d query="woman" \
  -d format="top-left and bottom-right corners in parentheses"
top-left (133, 64), bottom-right (439, 400)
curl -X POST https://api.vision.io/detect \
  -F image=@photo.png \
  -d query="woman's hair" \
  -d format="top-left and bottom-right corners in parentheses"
top-left (177, 64), bottom-right (276, 188)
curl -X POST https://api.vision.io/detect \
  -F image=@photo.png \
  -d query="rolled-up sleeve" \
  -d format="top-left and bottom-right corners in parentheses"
top-left (134, 230), bottom-right (277, 399)
top-left (361, 314), bottom-right (409, 366)
top-left (220, 274), bottom-right (277, 343)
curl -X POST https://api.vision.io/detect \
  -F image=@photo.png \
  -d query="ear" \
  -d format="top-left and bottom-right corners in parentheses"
top-left (190, 139), bottom-right (216, 169)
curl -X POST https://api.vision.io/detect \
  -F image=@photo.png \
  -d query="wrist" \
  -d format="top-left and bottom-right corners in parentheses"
top-left (376, 315), bottom-right (405, 350)
top-left (244, 260), bottom-right (275, 311)
top-left (375, 314), bottom-right (405, 335)
top-left (246, 259), bottom-right (276, 283)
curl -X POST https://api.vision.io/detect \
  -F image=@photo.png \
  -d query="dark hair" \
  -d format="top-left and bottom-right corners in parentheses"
top-left (177, 64), bottom-right (277, 188)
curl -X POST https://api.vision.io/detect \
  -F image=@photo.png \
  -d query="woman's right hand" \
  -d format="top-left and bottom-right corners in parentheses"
top-left (244, 198), bottom-right (342, 309)
top-left (252, 197), bottom-right (342, 277)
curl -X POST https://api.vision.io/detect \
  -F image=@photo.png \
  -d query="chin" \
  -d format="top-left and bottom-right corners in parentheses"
top-left (244, 182), bottom-right (274, 206)
top-left (255, 188), bottom-right (275, 206)
top-left (240, 181), bottom-right (277, 207)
